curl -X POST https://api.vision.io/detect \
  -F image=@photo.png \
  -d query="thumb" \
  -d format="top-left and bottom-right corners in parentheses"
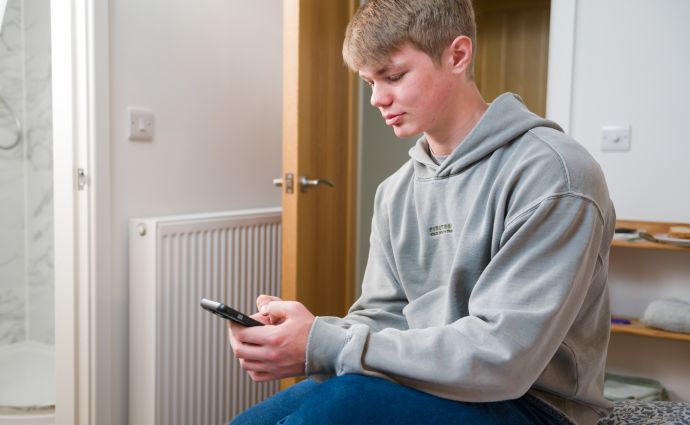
top-left (256, 294), bottom-right (282, 314)
top-left (262, 300), bottom-right (294, 324)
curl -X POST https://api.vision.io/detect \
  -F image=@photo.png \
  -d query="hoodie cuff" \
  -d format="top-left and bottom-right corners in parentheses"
top-left (305, 317), bottom-right (349, 377)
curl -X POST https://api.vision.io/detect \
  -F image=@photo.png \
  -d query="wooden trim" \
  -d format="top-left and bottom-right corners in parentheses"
top-left (281, 0), bottom-right (300, 304)
top-left (612, 219), bottom-right (690, 252)
top-left (611, 317), bottom-right (690, 343)
top-left (344, 0), bottom-right (359, 309)
top-left (278, 0), bottom-right (303, 391)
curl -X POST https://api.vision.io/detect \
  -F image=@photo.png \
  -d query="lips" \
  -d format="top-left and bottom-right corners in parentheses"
top-left (384, 112), bottom-right (405, 126)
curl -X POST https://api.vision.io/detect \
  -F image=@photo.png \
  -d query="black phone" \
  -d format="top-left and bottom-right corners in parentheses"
top-left (200, 298), bottom-right (264, 327)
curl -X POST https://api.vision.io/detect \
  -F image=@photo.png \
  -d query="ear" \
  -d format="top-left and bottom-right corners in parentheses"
top-left (447, 35), bottom-right (473, 75)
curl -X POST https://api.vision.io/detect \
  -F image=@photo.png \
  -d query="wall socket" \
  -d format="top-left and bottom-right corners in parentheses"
top-left (601, 125), bottom-right (631, 152)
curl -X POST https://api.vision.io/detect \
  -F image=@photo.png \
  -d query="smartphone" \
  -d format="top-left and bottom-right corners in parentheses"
top-left (200, 298), bottom-right (264, 327)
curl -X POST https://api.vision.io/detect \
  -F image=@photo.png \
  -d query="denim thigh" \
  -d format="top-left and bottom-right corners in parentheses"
top-left (229, 379), bottom-right (320, 425)
top-left (231, 374), bottom-right (572, 425)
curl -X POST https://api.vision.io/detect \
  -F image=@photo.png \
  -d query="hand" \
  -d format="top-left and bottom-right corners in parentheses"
top-left (227, 296), bottom-right (315, 382)
top-left (256, 294), bottom-right (282, 322)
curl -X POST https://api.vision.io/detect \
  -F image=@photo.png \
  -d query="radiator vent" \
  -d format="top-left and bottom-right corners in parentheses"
top-left (129, 208), bottom-right (281, 425)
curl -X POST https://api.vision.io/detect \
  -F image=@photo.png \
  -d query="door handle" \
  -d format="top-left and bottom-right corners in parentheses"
top-left (274, 174), bottom-right (334, 193)
top-left (299, 176), bottom-right (334, 192)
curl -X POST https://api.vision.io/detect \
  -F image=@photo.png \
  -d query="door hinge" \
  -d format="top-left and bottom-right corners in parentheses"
top-left (77, 168), bottom-right (89, 191)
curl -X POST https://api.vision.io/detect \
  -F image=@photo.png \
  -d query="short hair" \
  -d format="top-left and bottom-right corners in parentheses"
top-left (342, 0), bottom-right (477, 76)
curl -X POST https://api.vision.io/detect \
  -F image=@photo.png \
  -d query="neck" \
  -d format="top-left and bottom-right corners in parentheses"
top-left (425, 82), bottom-right (488, 156)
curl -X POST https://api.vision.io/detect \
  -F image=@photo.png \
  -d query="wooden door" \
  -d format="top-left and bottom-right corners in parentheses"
top-left (281, 1), bottom-right (358, 324)
top-left (474, 0), bottom-right (551, 116)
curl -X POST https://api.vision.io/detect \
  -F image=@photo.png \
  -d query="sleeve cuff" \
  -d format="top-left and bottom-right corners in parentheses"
top-left (305, 316), bottom-right (350, 377)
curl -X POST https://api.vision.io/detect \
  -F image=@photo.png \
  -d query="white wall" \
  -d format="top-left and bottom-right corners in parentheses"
top-left (569, 0), bottom-right (690, 222)
top-left (109, 1), bottom-right (282, 423)
top-left (554, 0), bottom-right (690, 401)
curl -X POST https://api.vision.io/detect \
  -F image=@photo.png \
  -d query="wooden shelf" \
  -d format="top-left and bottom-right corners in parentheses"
top-left (611, 219), bottom-right (690, 252)
top-left (611, 317), bottom-right (690, 343)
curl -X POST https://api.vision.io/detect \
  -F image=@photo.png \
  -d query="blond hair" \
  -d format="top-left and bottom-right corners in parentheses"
top-left (343, 0), bottom-right (477, 75)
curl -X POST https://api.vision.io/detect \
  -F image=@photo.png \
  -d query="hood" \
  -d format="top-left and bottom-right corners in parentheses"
top-left (409, 93), bottom-right (563, 178)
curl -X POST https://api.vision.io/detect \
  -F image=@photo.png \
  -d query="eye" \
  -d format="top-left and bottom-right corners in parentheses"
top-left (387, 72), bottom-right (406, 82)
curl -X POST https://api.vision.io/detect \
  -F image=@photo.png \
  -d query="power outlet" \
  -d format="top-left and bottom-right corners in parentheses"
top-left (601, 125), bottom-right (631, 152)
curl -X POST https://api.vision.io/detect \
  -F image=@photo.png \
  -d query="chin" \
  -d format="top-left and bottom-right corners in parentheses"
top-left (392, 124), bottom-right (421, 139)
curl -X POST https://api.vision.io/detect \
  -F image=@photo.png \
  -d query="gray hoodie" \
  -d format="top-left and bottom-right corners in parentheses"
top-left (306, 93), bottom-right (615, 424)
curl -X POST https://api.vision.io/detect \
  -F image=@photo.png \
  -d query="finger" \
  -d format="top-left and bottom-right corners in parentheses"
top-left (231, 323), bottom-right (276, 346)
top-left (248, 371), bottom-right (274, 382)
top-left (228, 321), bottom-right (262, 347)
top-left (249, 312), bottom-right (272, 325)
top-left (256, 294), bottom-right (282, 314)
top-left (227, 321), bottom-right (242, 345)
top-left (262, 300), bottom-right (296, 323)
top-left (232, 341), bottom-right (269, 361)
top-left (240, 358), bottom-right (270, 372)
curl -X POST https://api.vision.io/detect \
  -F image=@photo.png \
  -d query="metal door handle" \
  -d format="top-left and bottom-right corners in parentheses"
top-left (299, 176), bottom-right (334, 191)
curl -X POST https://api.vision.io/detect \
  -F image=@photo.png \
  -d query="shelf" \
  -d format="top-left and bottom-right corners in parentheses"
top-left (611, 219), bottom-right (690, 252)
top-left (611, 317), bottom-right (690, 343)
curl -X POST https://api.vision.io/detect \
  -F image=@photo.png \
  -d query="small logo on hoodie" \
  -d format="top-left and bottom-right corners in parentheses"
top-left (429, 223), bottom-right (453, 237)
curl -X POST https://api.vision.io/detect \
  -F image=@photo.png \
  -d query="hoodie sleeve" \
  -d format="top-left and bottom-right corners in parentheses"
top-left (305, 192), bottom-right (607, 402)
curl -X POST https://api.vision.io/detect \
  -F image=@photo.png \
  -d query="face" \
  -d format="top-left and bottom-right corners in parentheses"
top-left (359, 44), bottom-right (457, 139)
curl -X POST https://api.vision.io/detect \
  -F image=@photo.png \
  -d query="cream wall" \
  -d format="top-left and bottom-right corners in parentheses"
top-left (108, 1), bottom-right (282, 423)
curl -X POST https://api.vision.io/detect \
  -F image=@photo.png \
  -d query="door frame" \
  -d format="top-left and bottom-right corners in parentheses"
top-left (51, 0), bottom-right (112, 424)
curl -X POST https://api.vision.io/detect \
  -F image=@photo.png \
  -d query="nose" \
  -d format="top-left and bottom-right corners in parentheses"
top-left (370, 84), bottom-right (392, 108)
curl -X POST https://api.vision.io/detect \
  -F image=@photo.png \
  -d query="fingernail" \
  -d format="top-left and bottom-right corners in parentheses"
top-left (260, 304), bottom-right (268, 315)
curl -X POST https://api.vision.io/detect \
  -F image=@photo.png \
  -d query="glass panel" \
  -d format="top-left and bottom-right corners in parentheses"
top-left (0, 0), bottom-right (54, 411)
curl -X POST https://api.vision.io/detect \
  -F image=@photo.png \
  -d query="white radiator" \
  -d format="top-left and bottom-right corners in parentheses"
top-left (129, 208), bottom-right (282, 425)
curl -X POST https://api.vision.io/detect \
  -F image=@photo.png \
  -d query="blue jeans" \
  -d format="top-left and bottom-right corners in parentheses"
top-left (229, 374), bottom-right (572, 425)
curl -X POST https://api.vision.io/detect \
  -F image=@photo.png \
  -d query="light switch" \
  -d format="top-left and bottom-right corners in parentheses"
top-left (601, 125), bottom-right (631, 152)
top-left (128, 108), bottom-right (155, 141)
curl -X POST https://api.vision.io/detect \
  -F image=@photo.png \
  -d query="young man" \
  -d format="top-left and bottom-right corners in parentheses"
top-left (228, 0), bottom-right (615, 424)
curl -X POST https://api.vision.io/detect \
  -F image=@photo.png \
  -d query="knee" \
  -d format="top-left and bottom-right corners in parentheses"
top-left (319, 374), bottom-right (390, 400)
